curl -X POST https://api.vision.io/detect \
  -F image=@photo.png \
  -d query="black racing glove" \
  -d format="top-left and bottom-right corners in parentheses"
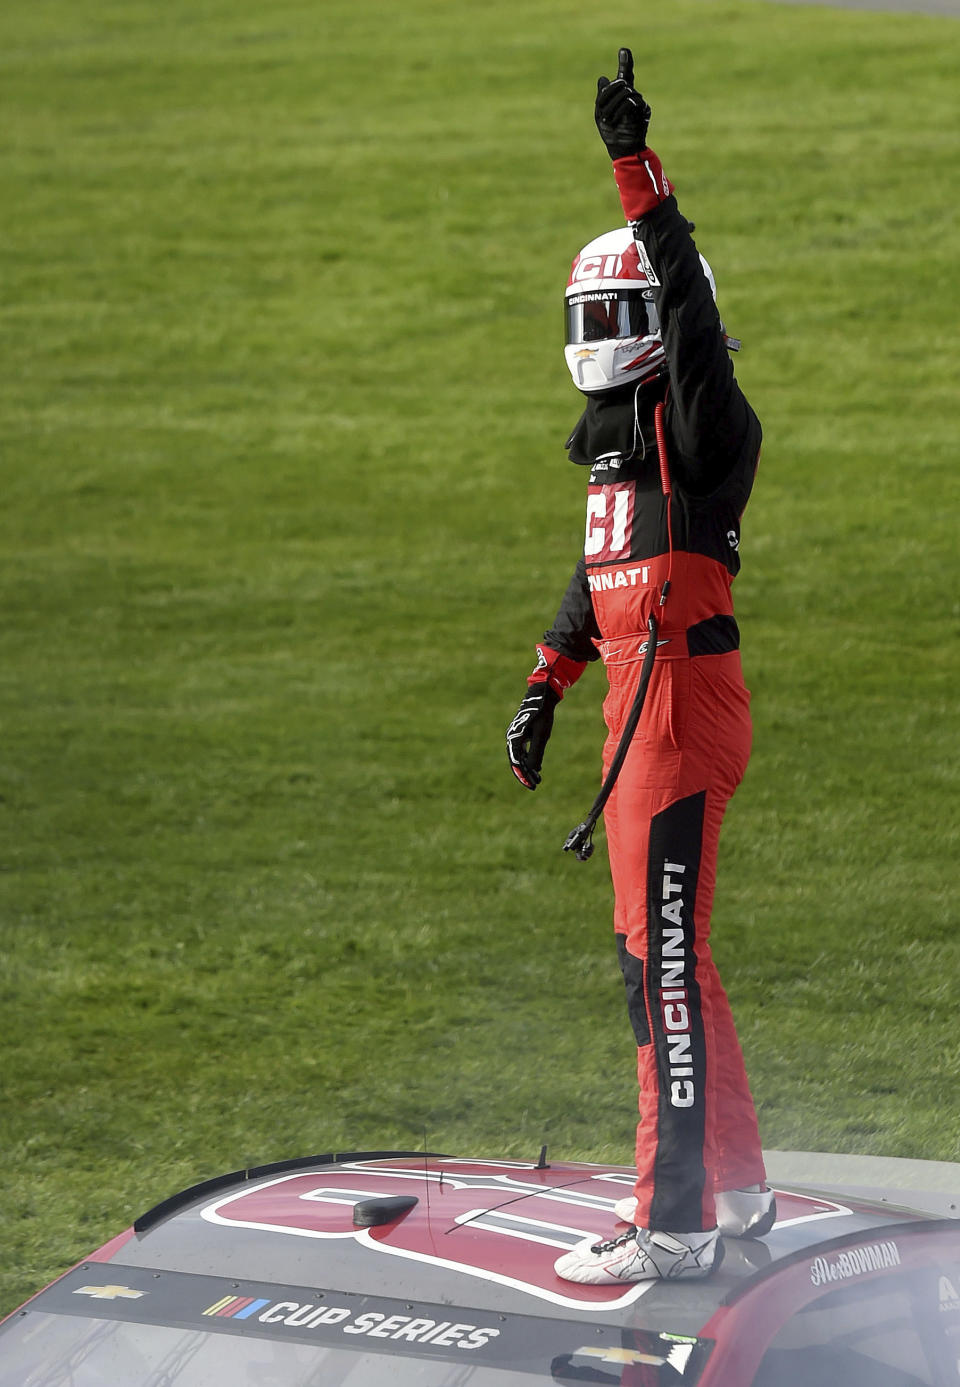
top-left (506, 685), bottom-right (560, 791)
top-left (595, 47), bottom-right (651, 160)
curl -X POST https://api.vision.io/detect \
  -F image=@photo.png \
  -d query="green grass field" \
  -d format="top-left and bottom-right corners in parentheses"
top-left (1, 0), bottom-right (958, 1317)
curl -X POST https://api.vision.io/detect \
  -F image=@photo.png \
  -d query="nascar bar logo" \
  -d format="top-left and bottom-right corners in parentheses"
top-left (204, 1295), bottom-right (272, 1320)
top-left (202, 1293), bottom-right (500, 1350)
top-left (809, 1239), bottom-right (900, 1286)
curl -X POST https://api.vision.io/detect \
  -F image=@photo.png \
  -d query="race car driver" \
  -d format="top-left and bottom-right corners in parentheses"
top-left (505, 51), bottom-right (775, 1284)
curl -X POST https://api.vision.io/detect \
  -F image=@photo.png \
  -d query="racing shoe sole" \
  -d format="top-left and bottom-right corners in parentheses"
top-left (555, 1225), bottom-right (724, 1285)
top-left (613, 1188), bottom-right (777, 1240)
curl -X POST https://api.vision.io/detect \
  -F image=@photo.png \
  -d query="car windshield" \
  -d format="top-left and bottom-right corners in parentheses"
top-left (0, 1268), bottom-right (702, 1386)
top-left (0, 1315), bottom-right (534, 1385)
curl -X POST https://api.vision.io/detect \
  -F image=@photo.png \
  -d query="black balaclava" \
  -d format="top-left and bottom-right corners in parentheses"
top-left (565, 376), bottom-right (666, 468)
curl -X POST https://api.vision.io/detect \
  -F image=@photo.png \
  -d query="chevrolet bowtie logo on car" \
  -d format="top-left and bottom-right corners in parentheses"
top-left (575, 1345), bottom-right (667, 1366)
top-left (73, 1284), bottom-right (146, 1301)
top-left (571, 1341), bottom-right (699, 1373)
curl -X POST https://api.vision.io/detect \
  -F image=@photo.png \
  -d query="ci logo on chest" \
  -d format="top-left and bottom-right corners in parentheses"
top-left (585, 483), bottom-right (636, 562)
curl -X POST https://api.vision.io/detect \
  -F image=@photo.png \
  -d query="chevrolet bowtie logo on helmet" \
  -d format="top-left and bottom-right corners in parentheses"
top-left (574, 348), bottom-right (599, 360)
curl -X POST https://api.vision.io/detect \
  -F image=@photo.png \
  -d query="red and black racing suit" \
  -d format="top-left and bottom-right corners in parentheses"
top-left (531, 151), bottom-right (765, 1233)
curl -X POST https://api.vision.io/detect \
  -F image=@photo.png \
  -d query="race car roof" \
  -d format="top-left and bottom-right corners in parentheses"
top-left (82, 1150), bottom-right (950, 1338)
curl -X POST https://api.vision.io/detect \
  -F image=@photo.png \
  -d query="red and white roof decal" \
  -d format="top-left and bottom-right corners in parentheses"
top-left (200, 1158), bottom-right (851, 1313)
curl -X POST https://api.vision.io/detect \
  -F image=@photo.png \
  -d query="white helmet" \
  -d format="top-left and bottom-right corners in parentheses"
top-left (564, 227), bottom-right (728, 394)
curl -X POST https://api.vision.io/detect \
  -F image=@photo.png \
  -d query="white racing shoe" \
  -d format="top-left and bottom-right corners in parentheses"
top-left (613, 1186), bottom-right (777, 1240)
top-left (555, 1225), bottom-right (723, 1285)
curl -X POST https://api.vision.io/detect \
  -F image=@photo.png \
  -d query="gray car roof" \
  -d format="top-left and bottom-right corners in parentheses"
top-left (94, 1150), bottom-right (958, 1339)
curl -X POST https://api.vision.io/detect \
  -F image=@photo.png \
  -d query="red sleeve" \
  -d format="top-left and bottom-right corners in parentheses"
top-left (611, 147), bottom-right (674, 220)
top-left (527, 645), bottom-right (588, 699)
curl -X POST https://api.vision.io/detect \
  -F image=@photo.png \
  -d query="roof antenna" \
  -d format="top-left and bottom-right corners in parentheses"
top-left (536, 1144), bottom-right (549, 1170)
top-left (422, 1126), bottom-right (432, 1212)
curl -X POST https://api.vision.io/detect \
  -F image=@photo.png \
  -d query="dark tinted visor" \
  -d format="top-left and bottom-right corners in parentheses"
top-left (565, 288), bottom-right (659, 344)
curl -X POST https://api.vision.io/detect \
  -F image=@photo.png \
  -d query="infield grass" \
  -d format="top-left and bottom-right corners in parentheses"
top-left (1, 0), bottom-right (958, 1314)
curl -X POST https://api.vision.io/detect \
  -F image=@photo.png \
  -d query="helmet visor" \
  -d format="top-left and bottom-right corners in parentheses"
top-left (565, 289), bottom-right (659, 344)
